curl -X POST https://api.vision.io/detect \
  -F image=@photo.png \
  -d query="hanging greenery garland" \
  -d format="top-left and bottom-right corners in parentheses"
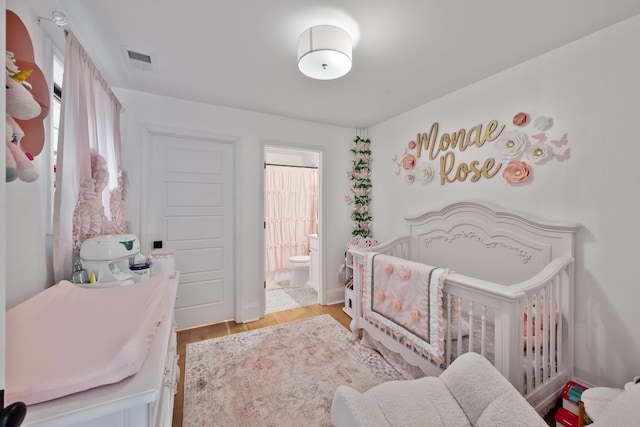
top-left (347, 135), bottom-right (372, 238)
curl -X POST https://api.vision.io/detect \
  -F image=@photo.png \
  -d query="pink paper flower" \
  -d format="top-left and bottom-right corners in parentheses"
top-left (408, 140), bottom-right (416, 150)
top-left (513, 112), bottom-right (529, 126)
top-left (377, 290), bottom-right (386, 302)
top-left (385, 263), bottom-right (394, 273)
top-left (393, 299), bottom-right (403, 311)
top-left (402, 154), bottom-right (416, 170)
top-left (502, 160), bottom-right (531, 184)
top-left (402, 267), bottom-right (412, 280)
top-left (411, 307), bottom-right (421, 321)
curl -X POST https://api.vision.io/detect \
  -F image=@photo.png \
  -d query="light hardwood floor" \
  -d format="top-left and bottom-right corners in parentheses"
top-left (171, 303), bottom-right (351, 427)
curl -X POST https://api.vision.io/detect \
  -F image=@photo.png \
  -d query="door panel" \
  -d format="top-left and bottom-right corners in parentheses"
top-left (166, 216), bottom-right (223, 242)
top-left (148, 131), bottom-right (234, 329)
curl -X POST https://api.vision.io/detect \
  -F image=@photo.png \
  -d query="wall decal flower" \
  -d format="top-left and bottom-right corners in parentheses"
top-left (385, 263), bottom-right (394, 273)
top-left (393, 298), bottom-right (403, 311)
top-left (402, 153), bottom-right (416, 170)
top-left (411, 307), bottom-right (421, 321)
top-left (513, 112), bottom-right (529, 126)
top-left (377, 290), bottom-right (386, 302)
top-left (417, 163), bottom-right (435, 183)
top-left (502, 160), bottom-right (531, 184)
top-left (533, 116), bottom-right (554, 131)
top-left (494, 130), bottom-right (529, 160)
top-left (525, 144), bottom-right (552, 164)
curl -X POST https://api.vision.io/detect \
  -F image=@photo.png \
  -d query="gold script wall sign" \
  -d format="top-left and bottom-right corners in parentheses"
top-left (414, 120), bottom-right (505, 185)
top-left (392, 112), bottom-right (568, 186)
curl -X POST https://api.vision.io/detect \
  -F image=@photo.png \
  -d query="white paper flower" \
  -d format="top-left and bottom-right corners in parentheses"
top-left (526, 144), bottom-right (553, 164)
top-left (533, 116), bottom-right (554, 132)
top-left (417, 163), bottom-right (435, 183)
top-left (405, 173), bottom-right (416, 184)
top-left (494, 130), bottom-right (529, 160)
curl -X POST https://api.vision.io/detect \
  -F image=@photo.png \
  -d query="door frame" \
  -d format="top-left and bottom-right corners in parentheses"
top-left (260, 141), bottom-right (325, 317)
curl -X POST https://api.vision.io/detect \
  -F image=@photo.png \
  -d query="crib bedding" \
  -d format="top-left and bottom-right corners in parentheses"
top-left (6, 273), bottom-right (170, 406)
top-left (364, 252), bottom-right (449, 364)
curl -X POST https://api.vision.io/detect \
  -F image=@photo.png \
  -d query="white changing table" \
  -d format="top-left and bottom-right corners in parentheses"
top-left (22, 272), bottom-right (180, 427)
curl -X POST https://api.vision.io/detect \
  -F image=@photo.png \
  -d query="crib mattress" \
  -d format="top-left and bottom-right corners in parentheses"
top-left (6, 273), bottom-right (170, 406)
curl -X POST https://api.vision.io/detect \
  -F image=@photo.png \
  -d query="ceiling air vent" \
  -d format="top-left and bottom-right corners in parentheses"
top-left (121, 46), bottom-right (155, 71)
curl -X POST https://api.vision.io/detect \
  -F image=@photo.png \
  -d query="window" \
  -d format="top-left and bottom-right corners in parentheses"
top-left (48, 45), bottom-right (64, 233)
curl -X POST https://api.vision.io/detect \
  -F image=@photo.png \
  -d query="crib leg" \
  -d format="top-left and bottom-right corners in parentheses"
top-left (350, 319), bottom-right (359, 341)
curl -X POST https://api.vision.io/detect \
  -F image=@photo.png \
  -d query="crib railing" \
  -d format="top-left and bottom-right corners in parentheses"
top-left (350, 241), bottom-right (574, 412)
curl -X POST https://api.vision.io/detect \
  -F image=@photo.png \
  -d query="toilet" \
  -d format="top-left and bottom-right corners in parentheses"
top-left (288, 255), bottom-right (310, 287)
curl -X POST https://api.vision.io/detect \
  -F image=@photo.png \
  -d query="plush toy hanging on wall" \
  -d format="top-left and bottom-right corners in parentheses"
top-left (5, 10), bottom-right (50, 183)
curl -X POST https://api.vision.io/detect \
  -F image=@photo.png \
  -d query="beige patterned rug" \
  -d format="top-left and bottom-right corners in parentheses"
top-left (183, 314), bottom-right (407, 426)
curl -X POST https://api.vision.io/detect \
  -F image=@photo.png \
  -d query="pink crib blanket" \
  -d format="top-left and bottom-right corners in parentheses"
top-left (363, 253), bottom-right (448, 365)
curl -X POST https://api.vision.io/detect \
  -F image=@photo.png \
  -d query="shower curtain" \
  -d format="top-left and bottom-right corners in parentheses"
top-left (265, 165), bottom-right (318, 273)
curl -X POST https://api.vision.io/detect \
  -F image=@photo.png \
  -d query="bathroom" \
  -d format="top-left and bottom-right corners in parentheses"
top-left (264, 146), bottom-right (321, 314)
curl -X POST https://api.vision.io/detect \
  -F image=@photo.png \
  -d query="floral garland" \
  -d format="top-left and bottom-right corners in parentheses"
top-left (345, 136), bottom-right (373, 237)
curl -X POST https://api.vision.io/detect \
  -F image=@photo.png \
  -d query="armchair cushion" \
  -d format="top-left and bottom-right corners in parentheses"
top-left (331, 352), bottom-right (546, 427)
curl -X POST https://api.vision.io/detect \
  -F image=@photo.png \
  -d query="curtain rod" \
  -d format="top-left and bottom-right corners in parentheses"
top-left (264, 163), bottom-right (318, 169)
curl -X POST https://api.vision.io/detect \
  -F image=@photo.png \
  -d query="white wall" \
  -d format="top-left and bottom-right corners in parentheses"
top-left (370, 14), bottom-right (640, 387)
top-left (114, 88), bottom-right (353, 321)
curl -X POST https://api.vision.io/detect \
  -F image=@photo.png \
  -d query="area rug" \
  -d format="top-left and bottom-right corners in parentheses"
top-left (183, 314), bottom-right (408, 426)
top-left (265, 286), bottom-right (318, 314)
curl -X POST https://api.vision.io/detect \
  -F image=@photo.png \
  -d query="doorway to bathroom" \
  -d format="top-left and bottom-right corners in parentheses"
top-left (263, 145), bottom-right (321, 315)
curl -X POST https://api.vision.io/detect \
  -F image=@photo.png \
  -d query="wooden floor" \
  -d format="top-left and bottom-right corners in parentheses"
top-left (171, 303), bottom-right (351, 427)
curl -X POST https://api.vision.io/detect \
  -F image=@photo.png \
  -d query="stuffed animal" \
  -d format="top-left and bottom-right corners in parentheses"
top-left (6, 52), bottom-right (41, 182)
top-left (6, 112), bottom-right (38, 182)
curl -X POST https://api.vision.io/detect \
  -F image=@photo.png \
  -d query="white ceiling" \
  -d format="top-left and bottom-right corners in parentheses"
top-left (28, 0), bottom-right (640, 129)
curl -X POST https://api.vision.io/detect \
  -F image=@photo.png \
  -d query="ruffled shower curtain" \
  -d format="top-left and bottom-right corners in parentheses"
top-left (52, 31), bottom-right (125, 283)
top-left (264, 165), bottom-right (318, 273)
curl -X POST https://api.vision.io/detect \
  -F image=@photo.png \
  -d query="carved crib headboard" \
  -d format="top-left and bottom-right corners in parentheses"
top-left (405, 201), bottom-right (578, 285)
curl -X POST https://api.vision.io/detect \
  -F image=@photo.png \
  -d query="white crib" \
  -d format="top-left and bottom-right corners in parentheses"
top-left (348, 201), bottom-right (578, 414)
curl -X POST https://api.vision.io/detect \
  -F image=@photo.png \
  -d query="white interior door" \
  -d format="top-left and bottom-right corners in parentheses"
top-left (146, 131), bottom-right (235, 329)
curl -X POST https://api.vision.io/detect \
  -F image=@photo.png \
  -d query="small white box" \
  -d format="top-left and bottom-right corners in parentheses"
top-left (150, 249), bottom-right (176, 278)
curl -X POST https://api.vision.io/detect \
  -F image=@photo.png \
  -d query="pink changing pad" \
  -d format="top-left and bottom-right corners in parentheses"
top-left (6, 273), bottom-right (170, 406)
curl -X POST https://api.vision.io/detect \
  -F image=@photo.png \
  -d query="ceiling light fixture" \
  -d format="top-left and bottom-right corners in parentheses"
top-left (37, 10), bottom-right (70, 28)
top-left (297, 25), bottom-right (352, 80)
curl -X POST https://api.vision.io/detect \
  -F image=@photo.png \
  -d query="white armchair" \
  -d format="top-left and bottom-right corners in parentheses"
top-left (331, 352), bottom-right (546, 427)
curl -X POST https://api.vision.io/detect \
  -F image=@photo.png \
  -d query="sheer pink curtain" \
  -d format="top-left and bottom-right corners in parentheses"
top-left (264, 165), bottom-right (318, 273)
top-left (52, 31), bottom-right (123, 283)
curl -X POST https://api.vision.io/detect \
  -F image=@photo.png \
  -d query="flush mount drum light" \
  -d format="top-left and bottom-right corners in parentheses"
top-left (297, 25), bottom-right (352, 80)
